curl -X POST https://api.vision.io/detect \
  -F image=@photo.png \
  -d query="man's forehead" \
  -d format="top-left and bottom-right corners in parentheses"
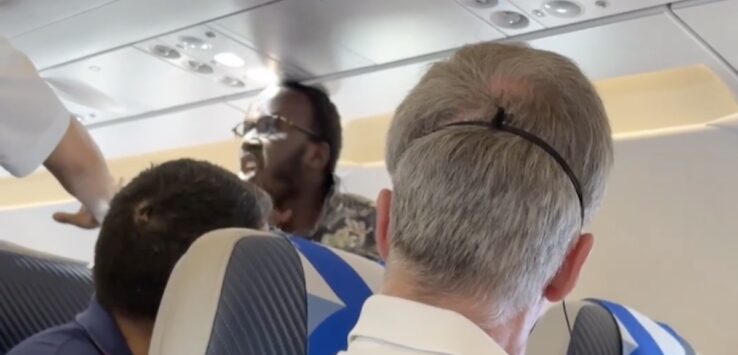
top-left (253, 88), bottom-right (313, 122)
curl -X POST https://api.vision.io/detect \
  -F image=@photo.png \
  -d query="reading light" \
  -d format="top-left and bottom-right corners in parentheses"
top-left (214, 52), bottom-right (246, 68)
top-left (179, 36), bottom-right (212, 51)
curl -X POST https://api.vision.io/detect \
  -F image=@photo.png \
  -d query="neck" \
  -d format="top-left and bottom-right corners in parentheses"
top-left (114, 313), bottom-right (154, 355)
top-left (382, 272), bottom-right (541, 355)
top-left (280, 181), bottom-right (329, 237)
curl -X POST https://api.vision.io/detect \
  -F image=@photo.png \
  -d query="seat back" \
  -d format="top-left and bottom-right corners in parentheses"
top-left (149, 228), bottom-right (383, 355)
top-left (0, 246), bottom-right (93, 354)
top-left (527, 300), bottom-right (697, 355)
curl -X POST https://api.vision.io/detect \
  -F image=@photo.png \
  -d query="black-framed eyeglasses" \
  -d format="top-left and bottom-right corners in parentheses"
top-left (436, 108), bottom-right (585, 224)
top-left (232, 115), bottom-right (323, 141)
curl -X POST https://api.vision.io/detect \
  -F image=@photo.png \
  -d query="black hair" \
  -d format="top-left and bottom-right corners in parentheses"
top-left (281, 81), bottom-right (342, 191)
top-left (93, 158), bottom-right (272, 320)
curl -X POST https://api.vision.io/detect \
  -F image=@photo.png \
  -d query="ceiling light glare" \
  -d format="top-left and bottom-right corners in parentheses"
top-left (543, 1), bottom-right (583, 18)
top-left (179, 36), bottom-right (212, 51)
top-left (246, 67), bottom-right (279, 85)
top-left (221, 76), bottom-right (246, 88)
top-left (490, 11), bottom-right (530, 29)
top-left (186, 60), bottom-right (214, 74)
top-left (151, 44), bottom-right (181, 59)
top-left (214, 52), bottom-right (246, 68)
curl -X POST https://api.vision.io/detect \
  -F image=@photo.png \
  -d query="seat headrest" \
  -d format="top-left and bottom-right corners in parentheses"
top-left (0, 248), bottom-right (93, 353)
top-left (527, 300), bottom-right (696, 355)
top-left (149, 228), bottom-right (383, 355)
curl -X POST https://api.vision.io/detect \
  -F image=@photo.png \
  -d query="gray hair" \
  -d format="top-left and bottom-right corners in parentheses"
top-left (385, 43), bottom-right (613, 321)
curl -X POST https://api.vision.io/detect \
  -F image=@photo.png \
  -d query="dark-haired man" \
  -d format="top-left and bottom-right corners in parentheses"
top-left (8, 159), bottom-right (272, 355)
top-left (233, 81), bottom-right (378, 260)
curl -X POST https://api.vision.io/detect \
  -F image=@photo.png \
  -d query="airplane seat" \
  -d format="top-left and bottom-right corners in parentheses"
top-left (527, 299), bottom-right (696, 355)
top-left (0, 245), bottom-right (93, 354)
top-left (149, 228), bottom-right (383, 355)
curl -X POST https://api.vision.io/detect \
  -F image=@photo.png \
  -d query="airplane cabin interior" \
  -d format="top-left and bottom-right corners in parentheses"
top-left (1, 0), bottom-right (737, 354)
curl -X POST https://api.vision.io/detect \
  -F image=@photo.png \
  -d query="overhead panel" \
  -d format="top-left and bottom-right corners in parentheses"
top-left (0, 0), bottom-right (118, 38)
top-left (673, 0), bottom-right (738, 72)
top-left (41, 46), bottom-right (250, 124)
top-left (314, 0), bottom-right (505, 64)
top-left (456, 0), bottom-right (546, 36)
top-left (528, 10), bottom-right (738, 95)
top-left (212, 0), bottom-right (376, 77)
top-left (228, 60), bottom-right (435, 121)
top-left (214, 0), bottom-right (504, 76)
top-left (13, 0), bottom-right (278, 69)
top-left (509, 0), bottom-right (676, 28)
top-left (138, 24), bottom-right (304, 88)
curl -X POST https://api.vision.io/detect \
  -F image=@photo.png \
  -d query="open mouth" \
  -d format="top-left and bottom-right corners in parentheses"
top-left (240, 143), bottom-right (264, 180)
top-left (241, 153), bottom-right (258, 173)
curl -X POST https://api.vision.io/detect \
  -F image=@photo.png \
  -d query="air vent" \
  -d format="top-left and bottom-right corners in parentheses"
top-left (543, 1), bottom-right (583, 18)
top-left (221, 76), bottom-right (246, 88)
top-left (186, 60), bottom-right (214, 74)
top-left (460, 0), bottom-right (498, 9)
top-left (490, 10), bottom-right (529, 29)
top-left (151, 44), bottom-right (181, 59)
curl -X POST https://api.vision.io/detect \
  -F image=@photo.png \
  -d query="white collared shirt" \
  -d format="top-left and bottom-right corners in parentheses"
top-left (1, 37), bottom-right (70, 177)
top-left (340, 295), bottom-right (509, 355)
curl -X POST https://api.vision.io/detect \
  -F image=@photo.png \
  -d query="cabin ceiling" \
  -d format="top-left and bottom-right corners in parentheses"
top-left (1, 0), bottom-right (738, 164)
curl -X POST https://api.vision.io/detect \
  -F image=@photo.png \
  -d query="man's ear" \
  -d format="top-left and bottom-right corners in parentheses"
top-left (305, 141), bottom-right (330, 171)
top-left (544, 233), bottom-right (594, 302)
top-left (375, 189), bottom-right (393, 261)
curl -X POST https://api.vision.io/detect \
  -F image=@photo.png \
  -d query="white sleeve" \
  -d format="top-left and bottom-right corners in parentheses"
top-left (0, 37), bottom-right (72, 177)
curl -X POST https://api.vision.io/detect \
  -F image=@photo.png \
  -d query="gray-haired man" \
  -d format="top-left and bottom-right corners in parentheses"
top-left (342, 42), bottom-right (614, 355)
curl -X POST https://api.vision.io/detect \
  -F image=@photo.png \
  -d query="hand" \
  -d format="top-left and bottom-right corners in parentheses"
top-left (51, 177), bottom-right (125, 230)
top-left (52, 205), bottom-right (100, 229)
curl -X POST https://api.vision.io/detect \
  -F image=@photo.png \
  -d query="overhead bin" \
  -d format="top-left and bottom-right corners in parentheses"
top-left (527, 8), bottom-right (738, 93)
top-left (673, 0), bottom-right (738, 72)
top-left (0, 0), bottom-right (119, 38)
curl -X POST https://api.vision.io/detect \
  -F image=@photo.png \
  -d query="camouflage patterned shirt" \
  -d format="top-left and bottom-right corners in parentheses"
top-left (308, 188), bottom-right (379, 261)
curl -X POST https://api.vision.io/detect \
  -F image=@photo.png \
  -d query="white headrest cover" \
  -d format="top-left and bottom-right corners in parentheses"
top-left (148, 228), bottom-right (275, 355)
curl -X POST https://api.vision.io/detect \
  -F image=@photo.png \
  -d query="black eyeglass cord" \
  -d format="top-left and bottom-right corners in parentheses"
top-left (438, 108), bottom-right (582, 339)
top-left (438, 108), bottom-right (585, 224)
top-left (562, 299), bottom-right (573, 337)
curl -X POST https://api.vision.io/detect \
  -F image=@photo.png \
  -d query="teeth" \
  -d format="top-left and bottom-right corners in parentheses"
top-left (238, 171), bottom-right (255, 181)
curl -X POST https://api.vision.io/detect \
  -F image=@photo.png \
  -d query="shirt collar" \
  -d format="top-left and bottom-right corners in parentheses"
top-left (309, 175), bottom-right (341, 237)
top-left (75, 298), bottom-right (133, 355)
top-left (349, 295), bottom-right (508, 355)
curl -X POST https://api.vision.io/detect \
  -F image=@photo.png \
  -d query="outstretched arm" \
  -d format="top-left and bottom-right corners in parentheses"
top-left (44, 118), bottom-right (114, 229)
